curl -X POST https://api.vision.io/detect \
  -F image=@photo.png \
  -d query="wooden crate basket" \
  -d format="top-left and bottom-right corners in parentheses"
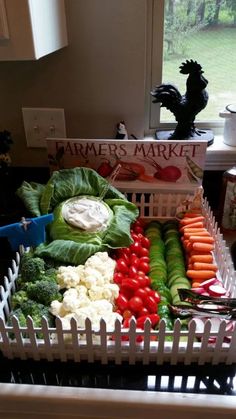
top-left (0, 192), bottom-right (235, 365)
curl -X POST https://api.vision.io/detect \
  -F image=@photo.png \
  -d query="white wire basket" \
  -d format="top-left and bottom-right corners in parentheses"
top-left (0, 192), bottom-right (235, 365)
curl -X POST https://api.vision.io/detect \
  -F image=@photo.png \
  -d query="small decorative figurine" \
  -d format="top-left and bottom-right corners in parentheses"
top-left (115, 121), bottom-right (128, 139)
top-left (151, 59), bottom-right (213, 145)
top-left (0, 213), bottom-right (54, 251)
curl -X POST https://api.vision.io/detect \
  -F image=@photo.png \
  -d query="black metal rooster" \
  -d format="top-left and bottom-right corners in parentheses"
top-left (151, 59), bottom-right (209, 140)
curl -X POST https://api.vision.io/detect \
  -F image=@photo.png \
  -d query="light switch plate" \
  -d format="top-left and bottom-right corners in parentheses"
top-left (22, 107), bottom-right (66, 148)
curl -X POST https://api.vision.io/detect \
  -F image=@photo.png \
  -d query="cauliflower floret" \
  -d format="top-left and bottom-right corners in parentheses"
top-left (88, 283), bottom-right (119, 302)
top-left (105, 312), bottom-right (123, 330)
top-left (90, 299), bottom-right (113, 316)
top-left (82, 267), bottom-right (104, 288)
top-left (56, 265), bottom-right (84, 289)
top-left (50, 300), bottom-right (68, 317)
top-left (88, 285), bottom-right (104, 301)
top-left (74, 306), bottom-right (96, 329)
top-left (102, 283), bottom-right (119, 301)
top-left (62, 288), bottom-right (90, 312)
top-left (75, 284), bottom-right (88, 296)
top-left (60, 313), bottom-right (75, 329)
top-left (51, 252), bottom-right (120, 342)
top-left (84, 252), bottom-right (116, 280)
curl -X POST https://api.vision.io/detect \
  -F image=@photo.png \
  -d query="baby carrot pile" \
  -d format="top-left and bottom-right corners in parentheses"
top-left (179, 212), bottom-right (218, 288)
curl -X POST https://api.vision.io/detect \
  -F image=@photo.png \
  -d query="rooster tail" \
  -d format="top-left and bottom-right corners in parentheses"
top-left (179, 59), bottom-right (203, 75)
top-left (150, 83), bottom-right (182, 110)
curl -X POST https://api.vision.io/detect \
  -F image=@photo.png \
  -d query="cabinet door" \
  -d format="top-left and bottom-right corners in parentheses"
top-left (0, 0), bottom-right (68, 61)
top-left (0, 0), bottom-right (9, 40)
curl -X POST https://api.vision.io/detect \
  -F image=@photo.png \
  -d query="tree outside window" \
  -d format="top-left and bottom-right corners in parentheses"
top-left (157, 0), bottom-right (236, 124)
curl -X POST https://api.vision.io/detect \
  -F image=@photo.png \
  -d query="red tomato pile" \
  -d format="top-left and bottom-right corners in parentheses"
top-left (113, 219), bottom-right (160, 330)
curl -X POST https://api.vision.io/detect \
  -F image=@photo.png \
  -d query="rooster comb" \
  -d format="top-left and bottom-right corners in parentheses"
top-left (179, 59), bottom-right (203, 75)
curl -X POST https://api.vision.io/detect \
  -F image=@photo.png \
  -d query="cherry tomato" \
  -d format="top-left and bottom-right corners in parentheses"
top-left (139, 247), bottom-right (149, 257)
top-left (116, 258), bottom-right (129, 274)
top-left (118, 252), bottom-right (130, 265)
top-left (136, 270), bottom-right (145, 277)
top-left (129, 254), bottom-right (140, 269)
top-left (131, 233), bottom-right (141, 242)
top-left (132, 219), bottom-right (144, 229)
top-left (133, 225), bottom-right (144, 234)
top-left (149, 290), bottom-right (161, 304)
top-left (135, 288), bottom-right (149, 301)
top-left (129, 296), bottom-right (143, 313)
top-left (119, 285), bottom-right (133, 300)
top-left (116, 294), bottom-right (129, 311)
top-left (123, 318), bottom-right (131, 328)
top-left (144, 276), bottom-right (151, 286)
top-left (129, 241), bottom-right (142, 256)
top-left (122, 278), bottom-right (140, 292)
top-left (138, 307), bottom-right (149, 317)
top-left (136, 314), bottom-right (160, 328)
top-left (139, 261), bottom-right (150, 274)
top-left (141, 236), bottom-right (150, 249)
top-left (143, 286), bottom-right (156, 296)
top-left (129, 265), bottom-right (138, 278)
top-left (120, 247), bottom-right (131, 257)
top-left (136, 275), bottom-right (147, 288)
top-left (113, 272), bottom-right (124, 284)
top-left (139, 256), bottom-right (150, 264)
top-left (145, 295), bottom-right (157, 313)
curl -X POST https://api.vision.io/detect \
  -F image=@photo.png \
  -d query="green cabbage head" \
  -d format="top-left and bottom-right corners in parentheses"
top-left (16, 167), bottom-right (139, 265)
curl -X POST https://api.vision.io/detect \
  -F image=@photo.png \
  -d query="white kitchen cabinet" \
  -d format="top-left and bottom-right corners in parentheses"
top-left (0, 0), bottom-right (68, 60)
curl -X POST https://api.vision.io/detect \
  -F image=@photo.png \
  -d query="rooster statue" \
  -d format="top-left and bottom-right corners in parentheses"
top-left (151, 59), bottom-right (209, 140)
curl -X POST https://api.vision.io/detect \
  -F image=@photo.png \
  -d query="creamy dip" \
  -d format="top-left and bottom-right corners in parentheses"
top-left (61, 196), bottom-right (111, 232)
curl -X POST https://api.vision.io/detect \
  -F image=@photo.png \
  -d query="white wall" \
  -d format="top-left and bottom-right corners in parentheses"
top-left (0, 0), bottom-right (147, 166)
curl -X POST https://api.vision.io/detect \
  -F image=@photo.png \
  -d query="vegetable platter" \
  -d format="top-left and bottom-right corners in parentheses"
top-left (0, 169), bottom-right (235, 365)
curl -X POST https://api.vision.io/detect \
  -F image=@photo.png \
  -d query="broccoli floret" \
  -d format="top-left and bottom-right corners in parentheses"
top-left (44, 257), bottom-right (61, 270)
top-left (20, 253), bottom-right (45, 283)
top-left (8, 308), bottom-right (27, 327)
top-left (43, 268), bottom-right (58, 283)
top-left (8, 301), bottom-right (55, 340)
top-left (11, 290), bottom-right (28, 309)
top-left (21, 299), bottom-right (55, 327)
top-left (25, 280), bottom-right (62, 306)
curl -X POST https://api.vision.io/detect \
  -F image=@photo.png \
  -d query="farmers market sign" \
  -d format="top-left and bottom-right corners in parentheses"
top-left (46, 138), bottom-right (207, 191)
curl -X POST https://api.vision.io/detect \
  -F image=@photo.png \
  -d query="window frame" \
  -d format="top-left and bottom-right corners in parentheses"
top-left (144, 0), bottom-right (224, 136)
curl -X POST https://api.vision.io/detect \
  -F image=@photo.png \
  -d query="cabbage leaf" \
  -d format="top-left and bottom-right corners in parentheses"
top-left (17, 167), bottom-right (139, 264)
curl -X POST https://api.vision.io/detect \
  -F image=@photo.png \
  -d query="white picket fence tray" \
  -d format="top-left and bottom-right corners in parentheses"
top-left (0, 192), bottom-right (236, 365)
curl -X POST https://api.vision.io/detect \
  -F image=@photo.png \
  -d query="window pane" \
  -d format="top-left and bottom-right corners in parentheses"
top-left (161, 0), bottom-right (236, 123)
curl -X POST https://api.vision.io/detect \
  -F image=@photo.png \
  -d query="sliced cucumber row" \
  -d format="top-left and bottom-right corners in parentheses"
top-left (162, 220), bottom-right (191, 307)
top-left (145, 221), bottom-right (173, 331)
top-left (145, 220), bottom-right (192, 334)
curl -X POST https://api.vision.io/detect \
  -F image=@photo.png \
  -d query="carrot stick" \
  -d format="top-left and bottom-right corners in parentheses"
top-left (184, 231), bottom-right (210, 239)
top-left (186, 242), bottom-right (193, 253)
top-left (190, 254), bottom-right (213, 264)
top-left (180, 216), bottom-right (205, 226)
top-left (186, 270), bottom-right (216, 280)
top-left (183, 239), bottom-right (189, 248)
top-left (191, 281), bottom-right (203, 288)
top-left (193, 262), bottom-right (218, 271)
top-left (189, 250), bottom-right (213, 257)
top-left (189, 236), bottom-right (215, 244)
top-left (180, 222), bottom-right (204, 232)
top-left (183, 228), bottom-right (207, 233)
top-left (184, 212), bottom-right (202, 218)
top-left (192, 242), bottom-right (214, 252)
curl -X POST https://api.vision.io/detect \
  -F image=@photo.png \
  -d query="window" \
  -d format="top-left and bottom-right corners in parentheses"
top-left (145, 0), bottom-right (236, 136)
